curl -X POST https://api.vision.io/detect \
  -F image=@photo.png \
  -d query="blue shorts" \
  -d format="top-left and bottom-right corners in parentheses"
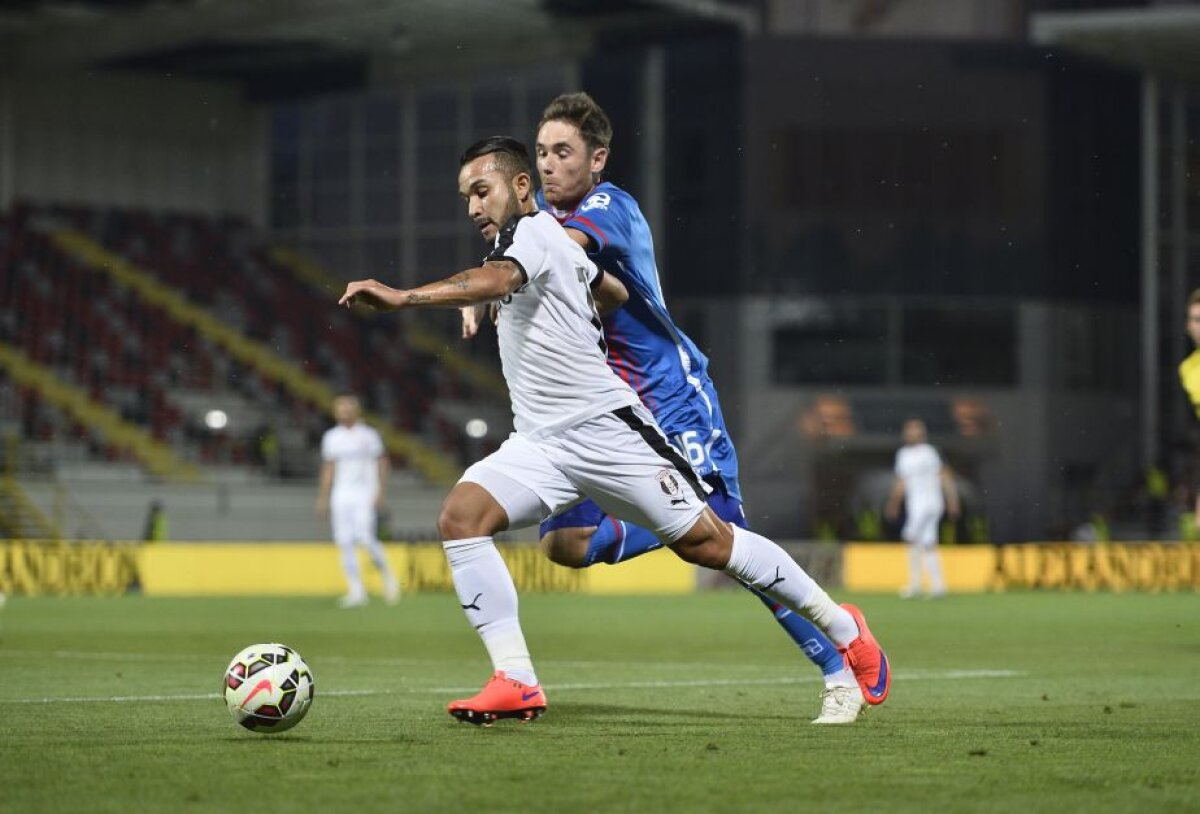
top-left (539, 475), bottom-right (746, 536)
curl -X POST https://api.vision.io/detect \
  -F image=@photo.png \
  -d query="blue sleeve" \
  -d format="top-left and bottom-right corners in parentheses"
top-left (564, 190), bottom-right (631, 255)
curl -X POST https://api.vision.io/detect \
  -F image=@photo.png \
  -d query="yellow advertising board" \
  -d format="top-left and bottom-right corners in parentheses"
top-left (6, 539), bottom-right (1196, 597)
top-left (843, 542), bottom-right (1200, 593)
top-left (138, 541), bottom-right (694, 596)
top-left (989, 542), bottom-right (1200, 592)
top-left (0, 539), bottom-right (140, 596)
top-left (843, 543), bottom-right (993, 592)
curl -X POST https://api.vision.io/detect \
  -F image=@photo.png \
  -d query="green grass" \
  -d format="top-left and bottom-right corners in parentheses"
top-left (0, 591), bottom-right (1197, 813)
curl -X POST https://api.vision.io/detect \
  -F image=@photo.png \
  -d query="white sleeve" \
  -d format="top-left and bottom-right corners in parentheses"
top-left (321, 432), bottom-right (334, 462)
top-left (487, 215), bottom-right (547, 285)
top-left (369, 429), bottom-right (385, 458)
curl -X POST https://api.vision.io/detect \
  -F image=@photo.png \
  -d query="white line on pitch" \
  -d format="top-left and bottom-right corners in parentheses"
top-left (0, 688), bottom-right (374, 704)
top-left (0, 669), bottom-right (1025, 705)
top-left (0, 649), bottom-right (813, 672)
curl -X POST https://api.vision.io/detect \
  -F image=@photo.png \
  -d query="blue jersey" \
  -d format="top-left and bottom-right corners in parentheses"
top-left (538, 182), bottom-right (741, 502)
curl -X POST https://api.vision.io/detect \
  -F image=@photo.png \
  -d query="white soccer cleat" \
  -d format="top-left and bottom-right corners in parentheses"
top-left (811, 685), bottom-right (866, 725)
top-left (336, 593), bottom-right (368, 609)
top-left (383, 579), bottom-right (402, 606)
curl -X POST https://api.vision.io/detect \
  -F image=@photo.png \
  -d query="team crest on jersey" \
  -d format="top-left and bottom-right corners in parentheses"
top-left (656, 469), bottom-right (682, 498)
top-left (580, 192), bottom-right (611, 213)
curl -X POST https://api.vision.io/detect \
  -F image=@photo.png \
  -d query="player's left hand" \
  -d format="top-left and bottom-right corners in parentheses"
top-left (461, 305), bottom-right (484, 339)
top-left (339, 279), bottom-right (404, 311)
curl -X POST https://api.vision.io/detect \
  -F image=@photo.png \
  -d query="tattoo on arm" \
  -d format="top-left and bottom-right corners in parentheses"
top-left (449, 270), bottom-right (472, 291)
top-left (405, 292), bottom-right (432, 304)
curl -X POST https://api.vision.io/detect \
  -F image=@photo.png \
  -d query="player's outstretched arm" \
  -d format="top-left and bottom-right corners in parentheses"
top-left (339, 261), bottom-right (524, 311)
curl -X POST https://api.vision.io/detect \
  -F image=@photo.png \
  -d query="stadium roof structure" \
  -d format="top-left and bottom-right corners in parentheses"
top-left (1031, 4), bottom-right (1200, 85)
top-left (0, 0), bottom-right (759, 100)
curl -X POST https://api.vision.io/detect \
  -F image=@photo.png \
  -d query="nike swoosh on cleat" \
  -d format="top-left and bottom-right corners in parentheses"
top-left (867, 653), bottom-right (889, 698)
top-left (521, 690), bottom-right (541, 702)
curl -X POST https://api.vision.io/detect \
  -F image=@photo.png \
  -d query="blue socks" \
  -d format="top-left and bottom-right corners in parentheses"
top-left (583, 518), bottom-right (664, 566)
top-left (742, 583), bottom-right (845, 677)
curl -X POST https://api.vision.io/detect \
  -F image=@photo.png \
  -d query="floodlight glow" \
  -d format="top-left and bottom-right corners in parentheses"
top-left (465, 418), bottom-right (488, 439)
top-left (205, 409), bottom-right (229, 430)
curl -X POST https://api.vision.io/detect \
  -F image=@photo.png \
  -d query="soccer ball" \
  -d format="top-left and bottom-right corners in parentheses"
top-left (222, 643), bottom-right (314, 733)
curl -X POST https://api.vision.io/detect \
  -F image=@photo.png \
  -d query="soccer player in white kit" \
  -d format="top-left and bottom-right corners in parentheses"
top-left (316, 394), bottom-right (401, 608)
top-left (338, 136), bottom-right (891, 724)
top-left (885, 418), bottom-right (960, 598)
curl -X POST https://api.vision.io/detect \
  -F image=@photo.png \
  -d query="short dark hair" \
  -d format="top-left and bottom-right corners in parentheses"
top-left (459, 136), bottom-right (533, 180)
top-left (539, 92), bottom-right (612, 152)
top-left (1190, 289), bottom-right (1200, 309)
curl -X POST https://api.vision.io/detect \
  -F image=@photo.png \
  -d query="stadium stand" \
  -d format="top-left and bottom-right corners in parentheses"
top-left (0, 201), bottom-right (504, 488)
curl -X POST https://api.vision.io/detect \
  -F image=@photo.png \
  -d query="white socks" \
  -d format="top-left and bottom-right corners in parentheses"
top-left (338, 539), bottom-right (399, 599)
top-left (336, 542), bottom-right (365, 599)
top-left (906, 544), bottom-right (923, 594)
top-left (908, 543), bottom-right (946, 594)
top-left (364, 538), bottom-right (399, 595)
top-left (724, 525), bottom-right (860, 648)
top-left (443, 536), bottom-right (538, 686)
top-left (924, 546), bottom-right (945, 594)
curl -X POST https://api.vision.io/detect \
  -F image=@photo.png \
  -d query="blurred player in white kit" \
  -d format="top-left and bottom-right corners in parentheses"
top-left (316, 394), bottom-right (400, 608)
top-left (885, 418), bottom-right (960, 598)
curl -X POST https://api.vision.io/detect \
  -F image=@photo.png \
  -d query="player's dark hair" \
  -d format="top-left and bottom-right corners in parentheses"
top-left (539, 92), bottom-right (613, 153)
top-left (1190, 288), bottom-right (1200, 308)
top-left (459, 136), bottom-right (534, 180)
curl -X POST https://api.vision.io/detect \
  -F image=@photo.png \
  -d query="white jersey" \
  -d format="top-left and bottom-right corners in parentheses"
top-left (489, 210), bottom-right (639, 438)
top-left (322, 423), bottom-right (384, 500)
top-left (895, 442), bottom-right (944, 514)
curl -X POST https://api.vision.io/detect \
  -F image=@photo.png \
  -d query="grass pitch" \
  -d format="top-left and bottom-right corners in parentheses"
top-left (0, 591), bottom-right (1197, 813)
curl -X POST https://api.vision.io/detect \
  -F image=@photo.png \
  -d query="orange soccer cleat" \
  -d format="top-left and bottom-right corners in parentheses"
top-left (839, 603), bottom-right (891, 705)
top-left (447, 671), bottom-right (547, 726)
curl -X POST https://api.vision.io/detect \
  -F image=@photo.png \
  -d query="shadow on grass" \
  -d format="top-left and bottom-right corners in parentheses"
top-left (219, 734), bottom-right (421, 745)
top-left (547, 701), bottom-right (773, 724)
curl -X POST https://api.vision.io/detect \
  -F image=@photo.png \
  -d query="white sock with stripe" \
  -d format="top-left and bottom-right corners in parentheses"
top-left (443, 536), bottom-right (537, 686)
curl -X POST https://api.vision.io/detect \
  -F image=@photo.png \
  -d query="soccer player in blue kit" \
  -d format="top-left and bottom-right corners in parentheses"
top-left (528, 93), bottom-right (868, 724)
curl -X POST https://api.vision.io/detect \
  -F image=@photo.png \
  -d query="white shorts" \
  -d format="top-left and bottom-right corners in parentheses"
top-left (330, 495), bottom-right (377, 547)
top-left (902, 507), bottom-right (942, 547)
top-left (461, 403), bottom-right (709, 543)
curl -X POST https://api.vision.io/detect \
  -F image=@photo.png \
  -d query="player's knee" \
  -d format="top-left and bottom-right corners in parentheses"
top-left (437, 482), bottom-right (507, 540)
top-left (670, 538), bottom-right (727, 570)
top-left (668, 513), bottom-right (735, 570)
top-left (539, 528), bottom-right (591, 568)
top-left (437, 500), bottom-right (488, 541)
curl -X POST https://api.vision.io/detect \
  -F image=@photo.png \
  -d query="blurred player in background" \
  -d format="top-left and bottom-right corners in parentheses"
top-left (885, 418), bottom-right (960, 599)
top-left (316, 394), bottom-right (400, 608)
top-left (340, 136), bottom-right (890, 726)
top-left (1177, 290), bottom-right (1200, 520)
top-left (521, 92), bottom-right (862, 723)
